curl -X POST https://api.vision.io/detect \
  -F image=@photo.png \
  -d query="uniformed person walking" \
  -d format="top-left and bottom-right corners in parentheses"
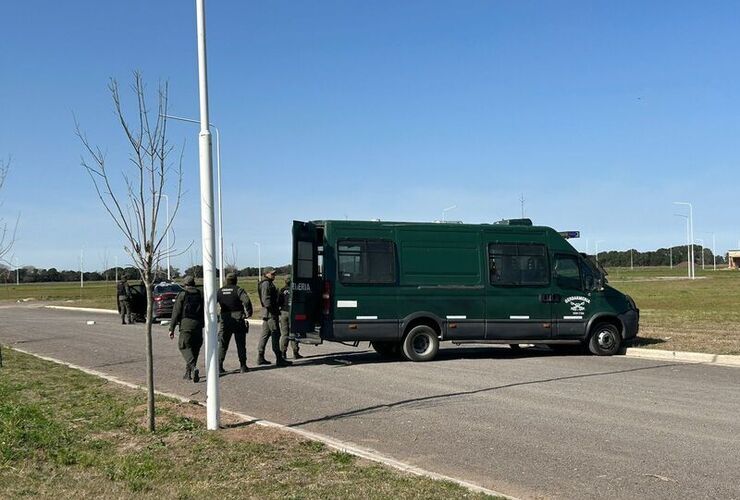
top-left (217, 272), bottom-right (253, 374)
top-left (278, 276), bottom-right (302, 359)
top-left (257, 267), bottom-right (291, 367)
top-left (117, 277), bottom-right (132, 324)
top-left (168, 275), bottom-right (204, 383)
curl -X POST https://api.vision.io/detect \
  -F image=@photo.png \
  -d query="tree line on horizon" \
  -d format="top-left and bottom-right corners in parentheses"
top-left (598, 245), bottom-right (726, 268)
top-left (0, 264), bottom-right (292, 284)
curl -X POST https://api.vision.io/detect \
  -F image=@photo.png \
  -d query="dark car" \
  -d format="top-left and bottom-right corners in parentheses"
top-left (152, 282), bottom-right (184, 321)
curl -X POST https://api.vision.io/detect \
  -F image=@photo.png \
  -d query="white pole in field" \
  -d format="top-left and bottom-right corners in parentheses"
top-left (115, 256), bottom-right (119, 282)
top-left (161, 194), bottom-right (171, 281)
top-left (696, 238), bottom-right (705, 270)
top-left (595, 240), bottom-right (604, 262)
top-left (442, 205), bottom-right (457, 223)
top-left (15, 256), bottom-right (19, 285)
top-left (669, 247), bottom-right (673, 268)
top-left (674, 202), bottom-right (695, 279)
top-left (80, 249), bottom-right (84, 288)
top-left (195, 0), bottom-right (220, 430)
top-left (630, 249), bottom-right (633, 270)
top-left (161, 114), bottom-right (223, 287)
top-left (254, 242), bottom-right (261, 277)
top-left (712, 233), bottom-right (717, 271)
top-left (674, 214), bottom-right (689, 279)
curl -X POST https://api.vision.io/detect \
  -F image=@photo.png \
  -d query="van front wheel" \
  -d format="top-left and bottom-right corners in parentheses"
top-left (402, 325), bottom-right (439, 362)
top-left (588, 323), bottom-right (622, 356)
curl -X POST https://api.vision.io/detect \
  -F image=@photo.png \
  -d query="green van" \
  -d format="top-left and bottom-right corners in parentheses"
top-left (290, 219), bottom-right (639, 361)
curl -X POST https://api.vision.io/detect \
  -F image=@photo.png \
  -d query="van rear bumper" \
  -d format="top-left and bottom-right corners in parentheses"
top-left (619, 309), bottom-right (639, 340)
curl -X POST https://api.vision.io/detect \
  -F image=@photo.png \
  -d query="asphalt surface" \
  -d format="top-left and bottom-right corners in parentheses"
top-left (1, 304), bottom-right (739, 500)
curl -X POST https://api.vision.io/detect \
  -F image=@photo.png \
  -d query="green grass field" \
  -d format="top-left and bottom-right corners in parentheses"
top-left (0, 348), bottom-right (495, 499)
top-left (2, 267), bottom-right (739, 354)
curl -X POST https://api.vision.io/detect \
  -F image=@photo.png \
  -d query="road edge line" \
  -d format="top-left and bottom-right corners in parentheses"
top-left (7, 345), bottom-right (516, 500)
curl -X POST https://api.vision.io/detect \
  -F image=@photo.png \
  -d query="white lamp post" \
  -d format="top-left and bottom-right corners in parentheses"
top-left (674, 214), bottom-right (690, 279)
top-left (595, 240), bottom-right (604, 262)
top-left (195, 0), bottom-right (220, 430)
top-left (254, 242), bottom-right (261, 277)
top-left (673, 202), bottom-right (695, 279)
top-left (696, 238), bottom-right (705, 271)
top-left (442, 205), bottom-right (457, 222)
top-left (161, 113), bottom-right (224, 287)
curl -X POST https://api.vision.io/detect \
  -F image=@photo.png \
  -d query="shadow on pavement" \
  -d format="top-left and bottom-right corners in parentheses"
top-left (288, 361), bottom-right (679, 427)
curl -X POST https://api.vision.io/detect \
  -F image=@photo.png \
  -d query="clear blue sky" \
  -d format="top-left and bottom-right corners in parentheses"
top-left (2, 0), bottom-right (739, 271)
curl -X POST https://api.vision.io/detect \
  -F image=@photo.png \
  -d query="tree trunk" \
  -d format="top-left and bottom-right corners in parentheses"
top-left (144, 280), bottom-right (156, 432)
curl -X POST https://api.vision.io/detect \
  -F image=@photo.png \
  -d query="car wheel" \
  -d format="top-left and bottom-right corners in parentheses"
top-left (402, 325), bottom-right (439, 362)
top-left (588, 323), bottom-right (622, 356)
top-left (371, 341), bottom-right (401, 358)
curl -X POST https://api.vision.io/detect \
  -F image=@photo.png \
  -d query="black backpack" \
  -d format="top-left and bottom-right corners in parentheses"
top-left (183, 291), bottom-right (203, 321)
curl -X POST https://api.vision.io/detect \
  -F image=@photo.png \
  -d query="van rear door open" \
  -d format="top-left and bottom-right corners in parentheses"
top-left (291, 221), bottom-right (321, 342)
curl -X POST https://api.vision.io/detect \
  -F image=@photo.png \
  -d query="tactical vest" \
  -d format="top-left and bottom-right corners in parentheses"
top-left (117, 282), bottom-right (127, 297)
top-left (183, 290), bottom-right (203, 320)
top-left (218, 286), bottom-right (243, 313)
top-left (279, 287), bottom-right (291, 311)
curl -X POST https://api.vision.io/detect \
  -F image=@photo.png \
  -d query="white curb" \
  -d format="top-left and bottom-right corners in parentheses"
top-left (624, 347), bottom-right (740, 368)
top-left (7, 346), bottom-right (515, 500)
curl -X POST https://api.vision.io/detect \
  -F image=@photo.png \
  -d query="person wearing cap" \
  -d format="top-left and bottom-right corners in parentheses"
top-left (257, 267), bottom-right (291, 366)
top-left (278, 276), bottom-right (302, 359)
top-left (217, 272), bottom-right (253, 374)
top-left (117, 276), bottom-right (133, 324)
top-left (169, 275), bottom-right (204, 383)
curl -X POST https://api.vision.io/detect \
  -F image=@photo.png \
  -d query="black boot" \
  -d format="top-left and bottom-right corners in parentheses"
top-left (183, 367), bottom-right (191, 380)
top-left (276, 356), bottom-right (292, 367)
top-left (192, 367), bottom-right (200, 383)
top-left (219, 363), bottom-right (226, 375)
top-left (293, 352), bottom-right (303, 359)
top-left (240, 364), bottom-right (249, 373)
top-left (258, 355), bottom-right (271, 366)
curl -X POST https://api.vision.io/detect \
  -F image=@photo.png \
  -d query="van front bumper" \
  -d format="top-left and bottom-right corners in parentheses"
top-left (619, 309), bottom-right (640, 340)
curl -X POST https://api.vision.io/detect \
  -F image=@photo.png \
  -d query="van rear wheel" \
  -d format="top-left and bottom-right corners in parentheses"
top-left (402, 325), bottom-right (439, 362)
top-left (588, 323), bottom-right (622, 356)
top-left (371, 341), bottom-right (401, 358)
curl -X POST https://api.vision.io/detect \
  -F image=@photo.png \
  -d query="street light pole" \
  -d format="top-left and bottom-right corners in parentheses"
top-left (161, 194), bottom-right (171, 281)
top-left (195, 0), bottom-right (220, 430)
top-left (80, 249), bottom-right (84, 288)
top-left (161, 114), bottom-right (224, 287)
top-left (674, 214), bottom-right (690, 279)
top-left (442, 205), bottom-right (457, 223)
top-left (674, 202), bottom-right (695, 279)
top-left (15, 256), bottom-right (19, 285)
top-left (712, 233), bottom-right (717, 271)
top-left (254, 242), bottom-right (261, 277)
top-left (696, 238), bottom-right (705, 270)
top-left (595, 240), bottom-right (604, 262)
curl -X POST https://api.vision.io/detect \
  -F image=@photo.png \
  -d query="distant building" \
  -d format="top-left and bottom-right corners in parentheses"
top-left (727, 250), bottom-right (740, 269)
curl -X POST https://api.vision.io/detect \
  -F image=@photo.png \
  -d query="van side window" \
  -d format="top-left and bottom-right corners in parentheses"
top-left (489, 243), bottom-right (549, 286)
top-left (338, 240), bottom-right (396, 284)
top-left (553, 255), bottom-right (581, 290)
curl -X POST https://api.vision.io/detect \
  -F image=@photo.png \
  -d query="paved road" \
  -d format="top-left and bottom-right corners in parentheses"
top-left (1, 304), bottom-right (738, 500)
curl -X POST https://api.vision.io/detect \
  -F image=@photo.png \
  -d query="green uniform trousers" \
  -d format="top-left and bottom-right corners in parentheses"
top-left (178, 328), bottom-right (203, 369)
top-left (279, 310), bottom-right (299, 356)
top-left (219, 315), bottom-right (248, 366)
top-left (118, 296), bottom-right (132, 323)
top-left (258, 315), bottom-right (282, 359)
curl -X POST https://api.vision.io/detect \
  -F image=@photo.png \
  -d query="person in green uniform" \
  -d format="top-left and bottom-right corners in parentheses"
top-left (117, 277), bottom-right (132, 324)
top-left (217, 272), bottom-right (253, 374)
top-left (257, 267), bottom-right (291, 367)
top-left (278, 276), bottom-right (302, 359)
top-left (168, 275), bottom-right (204, 383)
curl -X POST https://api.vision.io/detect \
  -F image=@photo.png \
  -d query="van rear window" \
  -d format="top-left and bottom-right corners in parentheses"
top-left (338, 240), bottom-right (396, 284)
top-left (489, 243), bottom-right (549, 286)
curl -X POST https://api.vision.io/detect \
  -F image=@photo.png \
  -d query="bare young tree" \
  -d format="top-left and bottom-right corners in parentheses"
top-left (0, 157), bottom-right (19, 265)
top-left (76, 72), bottom-right (184, 431)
